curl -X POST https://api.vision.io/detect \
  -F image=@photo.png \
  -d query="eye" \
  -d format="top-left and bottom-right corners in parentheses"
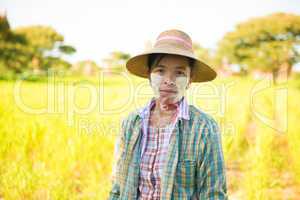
top-left (176, 71), bottom-right (185, 76)
top-left (154, 68), bottom-right (164, 73)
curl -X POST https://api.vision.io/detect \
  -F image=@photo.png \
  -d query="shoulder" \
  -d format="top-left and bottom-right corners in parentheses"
top-left (120, 106), bottom-right (144, 129)
top-left (188, 104), bottom-right (218, 126)
top-left (188, 104), bottom-right (220, 137)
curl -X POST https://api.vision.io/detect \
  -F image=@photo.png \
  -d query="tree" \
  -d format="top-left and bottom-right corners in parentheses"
top-left (71, 60), bottom-right (100, 76)
top-left (0, 14), bottom-right (29, 74)
top-left (217, 12), bottom-right (300, 84)
top-left (0, 13), bottom-right (76, 78)
top-left (193, 42), bottom-right (215, 67)
top-left (14, 25), bottom-right (76, 71)
top-left (101, 51), bottom-right (130, 72)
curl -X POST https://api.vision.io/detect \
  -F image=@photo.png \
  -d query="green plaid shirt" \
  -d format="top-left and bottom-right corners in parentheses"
top-left (109, 100), bottom-right (228, 200)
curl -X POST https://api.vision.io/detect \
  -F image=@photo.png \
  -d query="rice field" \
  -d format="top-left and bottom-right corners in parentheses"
top-left (0, 73), bottom-right (300, 199)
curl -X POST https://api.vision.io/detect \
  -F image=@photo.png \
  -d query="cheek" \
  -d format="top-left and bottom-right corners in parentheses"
top-left (150, 73), bottom-right (163, 86)
top-left (175, 76), bottom-right (189, 89)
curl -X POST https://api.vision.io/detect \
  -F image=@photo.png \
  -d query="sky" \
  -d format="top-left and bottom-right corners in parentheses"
top-left (1, 0), bottom-right (300, 64)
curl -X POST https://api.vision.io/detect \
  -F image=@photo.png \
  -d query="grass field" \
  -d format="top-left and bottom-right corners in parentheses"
top-left (0, 73), bottom-right (300, 199)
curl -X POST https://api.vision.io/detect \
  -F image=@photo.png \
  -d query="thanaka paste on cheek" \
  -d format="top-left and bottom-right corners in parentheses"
top-left (150, 72), bottom-right (189, 111)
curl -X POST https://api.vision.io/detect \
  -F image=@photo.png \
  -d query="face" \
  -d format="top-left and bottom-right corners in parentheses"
top-left (149, 54), bottom-right (192, 105)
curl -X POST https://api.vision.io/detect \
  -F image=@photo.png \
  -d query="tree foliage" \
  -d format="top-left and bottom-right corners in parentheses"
top-left (0, 15), bottom-right (76, 79)
top-left (102, 51), bottom-right (130, 72)
top-left (217, 12), bottom-right (300, 83)
top-left (193, 42), bottom-right (216, 67)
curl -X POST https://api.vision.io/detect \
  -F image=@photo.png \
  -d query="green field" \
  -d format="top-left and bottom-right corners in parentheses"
top-left (0, 74), bottom-right (300, 199)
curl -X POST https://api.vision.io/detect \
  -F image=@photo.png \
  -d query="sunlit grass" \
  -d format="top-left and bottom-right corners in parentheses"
top-left (0, 74), bottom-right (299, 199)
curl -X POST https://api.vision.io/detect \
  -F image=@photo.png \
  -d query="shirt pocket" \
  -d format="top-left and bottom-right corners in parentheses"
top-left (175, 159), bottom-right (196, 189)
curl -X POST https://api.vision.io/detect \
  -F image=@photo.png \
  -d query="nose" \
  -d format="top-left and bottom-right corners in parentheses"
top-left (162, 73), bottom-right (176, 86)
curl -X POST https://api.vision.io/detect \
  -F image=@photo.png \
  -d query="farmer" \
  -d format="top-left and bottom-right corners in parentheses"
top-left (109, 29), bottom-right (228, 199)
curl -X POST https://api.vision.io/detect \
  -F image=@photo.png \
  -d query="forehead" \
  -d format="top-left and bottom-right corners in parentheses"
top-left (154, 55), bottom-right (190, 70)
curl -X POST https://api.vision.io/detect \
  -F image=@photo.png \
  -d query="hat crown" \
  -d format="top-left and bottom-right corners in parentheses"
top-left (125, 29), bottom-right (217, 83)
top-left (154, 29), bottom-right (193, 51)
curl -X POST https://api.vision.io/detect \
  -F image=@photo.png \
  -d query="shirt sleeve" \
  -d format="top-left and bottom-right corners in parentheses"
top-left (196, 119), bottom-right (228, 200)
top-left (108, 118), bottom-right (126, 200)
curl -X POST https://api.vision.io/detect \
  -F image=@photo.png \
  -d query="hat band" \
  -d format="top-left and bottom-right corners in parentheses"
top-left (155, 35), bottom-right (192, 50)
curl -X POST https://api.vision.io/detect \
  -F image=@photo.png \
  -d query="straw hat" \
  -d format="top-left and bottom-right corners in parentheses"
top-left (126, 29), bottom-right (217, 83)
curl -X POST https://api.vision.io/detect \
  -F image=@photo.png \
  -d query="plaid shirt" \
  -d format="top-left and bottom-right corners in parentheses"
top-left (138, 125), bottom-right (173, 199)
top-left (109, 96), bottom-right (228, 200)
top-left (140, 97), bottom-right (189, 159)
top-left (138, 98), bottom-right (180, 199)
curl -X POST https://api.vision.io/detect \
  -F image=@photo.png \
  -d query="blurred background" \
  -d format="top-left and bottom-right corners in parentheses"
top-left (1, 0), bottom-right (300, 199)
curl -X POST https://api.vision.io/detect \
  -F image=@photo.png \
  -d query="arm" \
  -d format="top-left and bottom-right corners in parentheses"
top-left (108, 119), bottom-right (126, 200)
top-left (196, 119), bottom-right (228, 200)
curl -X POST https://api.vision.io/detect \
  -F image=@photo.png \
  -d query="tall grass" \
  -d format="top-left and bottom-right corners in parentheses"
top-left (0, 74), bottom-right (300, 199)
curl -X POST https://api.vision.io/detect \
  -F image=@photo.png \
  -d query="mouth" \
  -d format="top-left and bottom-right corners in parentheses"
top-left (159, 89), bottom-right (177, 94)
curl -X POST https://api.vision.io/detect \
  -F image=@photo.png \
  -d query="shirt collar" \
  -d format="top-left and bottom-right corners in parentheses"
top-left (138, 96), bottom-right (190, 120)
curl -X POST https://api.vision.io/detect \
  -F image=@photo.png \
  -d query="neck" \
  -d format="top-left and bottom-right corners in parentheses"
top-left (153, 98), bottom-right (179, 116)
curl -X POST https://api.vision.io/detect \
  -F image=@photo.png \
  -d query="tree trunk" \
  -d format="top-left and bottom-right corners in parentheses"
top-left (272, 68), bottom-right (278, 85)
top-left (276, 62), bottom-right (291, 84)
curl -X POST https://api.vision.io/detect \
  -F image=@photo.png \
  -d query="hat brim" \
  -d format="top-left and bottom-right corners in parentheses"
top-left (126, 47), bottom-right (217, 83)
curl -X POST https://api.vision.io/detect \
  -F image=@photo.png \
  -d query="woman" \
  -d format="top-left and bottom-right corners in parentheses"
top-left (109, 29), bottom-right (228, 200)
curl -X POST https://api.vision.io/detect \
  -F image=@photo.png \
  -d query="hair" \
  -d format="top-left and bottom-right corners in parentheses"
top-left (147, 53), bottom-right (195, 75)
